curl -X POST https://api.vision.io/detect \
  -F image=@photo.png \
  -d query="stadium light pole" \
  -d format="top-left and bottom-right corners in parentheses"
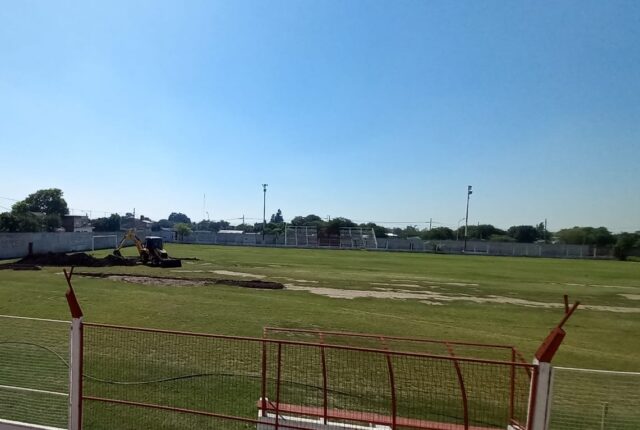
top-left (262, 184), bottom-right (268, 242)
top-left (456, 217), bottom-right (466, 241)
top-left (463, 185), bottom-right (472, 252)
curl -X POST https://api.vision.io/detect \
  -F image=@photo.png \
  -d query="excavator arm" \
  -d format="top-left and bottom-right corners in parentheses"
top-left (113, 229), bottom-right (147, 259)
top-left (113, 229), bottom-right (180, 267)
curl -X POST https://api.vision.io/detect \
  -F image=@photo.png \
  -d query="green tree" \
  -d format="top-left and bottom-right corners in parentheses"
top-left (195, 220), bottom-right (230, 232)
top-left (290, 214), bottom-right (325, 228)
top-left (324, 217), bottom-right (356, 236)
top-left (507, 225), bottom-right (539, 243)
top-left (43, 214), bottom-right (62, 232)
top-left (422, 227), bottom-right (454, 240)
top-left (13, 212), bottom-right (42, 232)
top-left (16, 189), bottom-right (69, 216)
top-left (168, 212), bottom-right (191, 224)
top-left (174, 223), bottom-right (192, 240)
top-left (556, 226), bottom-right (615, 246)
top-left (0, 213), bottom-right (19, 232)
top-left (92, 214), bottom-right (121, 232)
top-left (359, 222), bottom-right (388, 238)
top-left (270, 209), bottom-right (284, 223)
top-left (489, 234), bottom-right (516, 242)
top-left (404, 225), bottom-right (421, 237)
top-left (5, 203), bottom-right (43, 232)
top-left (613, 232), bottom-right (640, 261)
top-left (235, 223), bottom-right (255, 233)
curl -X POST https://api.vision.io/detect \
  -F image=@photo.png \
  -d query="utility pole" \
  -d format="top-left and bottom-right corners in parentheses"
top-left (429, 218), bottom-right (432, 230)
top-left (262, 184), bottom-right (268, 241)
top-left (464, 185), bottom-right (472, 252)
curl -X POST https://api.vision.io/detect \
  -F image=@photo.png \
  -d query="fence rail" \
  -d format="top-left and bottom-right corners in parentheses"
top-left (80, 322), bottom-right (534, 430)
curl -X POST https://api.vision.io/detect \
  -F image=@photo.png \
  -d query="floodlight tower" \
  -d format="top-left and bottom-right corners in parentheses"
top-left (262, 184), bottom-right (268, 241)
top-left (456, 217), bottom-right (466, 241)
top-left (463, 185), bottom-right (472, 252)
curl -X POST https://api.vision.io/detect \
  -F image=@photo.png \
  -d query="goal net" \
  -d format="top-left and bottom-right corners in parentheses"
top-left (340, 227), bottom-right (377, 249)
top-left (284, 225), bottom-right (318, 247)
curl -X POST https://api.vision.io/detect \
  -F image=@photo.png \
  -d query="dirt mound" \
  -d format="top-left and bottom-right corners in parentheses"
top-left (0, 263), bottom-right (42, 271)
top-left (217, 279), bottom-right (284, 290)
top-left (15, 252), bottom-right (137, 267)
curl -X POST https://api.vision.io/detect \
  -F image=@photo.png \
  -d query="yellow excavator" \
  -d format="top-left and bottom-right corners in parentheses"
top-left (113, 229), bottom-right (182, 268)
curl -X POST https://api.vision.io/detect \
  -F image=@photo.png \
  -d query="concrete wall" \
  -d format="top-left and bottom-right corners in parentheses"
top-left (428, 240), bottom-right (591, 258)
top-left (0, 231), bottom-right (604, 261)
top-left (0, 230), bottom-right (162, 259)
top-left (0, 232), bottom-right (94, 259)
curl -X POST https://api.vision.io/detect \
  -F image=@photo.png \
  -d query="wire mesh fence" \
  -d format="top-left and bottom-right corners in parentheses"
top-left (0, 314), bottom-right (70, 429)
top-left (81, 323), bottom-right (534, 430)
top-left (550, 367), bottom-right (640, 430)
top-left (263, 327), bottom-right (521, 361)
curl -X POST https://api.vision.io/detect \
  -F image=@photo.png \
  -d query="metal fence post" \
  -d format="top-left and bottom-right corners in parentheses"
top-left (64, 268), bottom-right (84, 430)
top-left (528, 359), bottom-right (554, 430)
top-left (528, 299), bottom-right (580, 430)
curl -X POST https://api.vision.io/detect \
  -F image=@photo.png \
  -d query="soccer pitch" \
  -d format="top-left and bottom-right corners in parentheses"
top-left (1, 244), bottom-right (638, 370)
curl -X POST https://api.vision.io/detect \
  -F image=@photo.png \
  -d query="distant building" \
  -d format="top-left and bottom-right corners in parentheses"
top-left (62, 215), bottom-right (94, 232)
top-left (120, 216), bottom-right (153, 231)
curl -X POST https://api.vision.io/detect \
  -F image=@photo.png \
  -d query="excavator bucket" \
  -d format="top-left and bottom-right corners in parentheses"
top-left (159, 258), bottom-right (182, 268)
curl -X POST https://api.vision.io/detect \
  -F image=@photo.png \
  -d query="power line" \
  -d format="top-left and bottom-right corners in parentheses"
top-left (351, 219), bottom-right (446, 225)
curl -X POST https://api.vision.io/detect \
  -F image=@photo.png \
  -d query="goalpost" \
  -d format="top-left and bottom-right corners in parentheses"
top-left (91, 235), bottom-right (118, 251)
top-left (284, 225), bottom-right (318, 247)
top-left (339, 227), bottom-right (377, 249)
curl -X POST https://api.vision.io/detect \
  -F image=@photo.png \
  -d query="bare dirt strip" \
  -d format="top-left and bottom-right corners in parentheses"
top-left (284, 284), bottom-right (640, 313)
top-left (75, 272), bottom-right (283, 290)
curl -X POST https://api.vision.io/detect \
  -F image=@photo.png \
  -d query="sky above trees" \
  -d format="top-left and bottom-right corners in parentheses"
top-left (1, 1), bottom-right (638, 232)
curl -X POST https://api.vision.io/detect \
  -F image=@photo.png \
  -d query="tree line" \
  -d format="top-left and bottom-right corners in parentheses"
top-left (1, 189), bottom-right (639, 260)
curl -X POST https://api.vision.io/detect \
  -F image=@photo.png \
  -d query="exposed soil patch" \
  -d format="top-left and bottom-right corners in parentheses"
top-left (284, 284), bottom-right (640, 313)
top-left (371, 282), bottom-right (422, 288)
top-left (8, 252), bottom-right (137, 268)
top-left (0, 263), bottom-right (42, 271)
top-left (211, 270), bottom-right (265, 278)
top-left (620, 294), bottom-right (640, 300)
top-left (272, 277), bottom-right (319, 283)
top-left (76, 272), bottom-right (283, 290)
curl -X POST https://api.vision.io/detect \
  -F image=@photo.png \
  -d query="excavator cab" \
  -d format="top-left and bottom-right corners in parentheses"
top-left (145, 237), bottom-right (166, 253)
top-left (144, 236), bottom-right (181, 267)
top-left (113, 230), bottom-right (181, 268)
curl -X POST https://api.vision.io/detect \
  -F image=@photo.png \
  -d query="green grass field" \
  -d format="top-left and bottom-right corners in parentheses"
top-left (2, 244), bottom-right (638, 368)
top-left (1, 245), bottom-right (639, 429)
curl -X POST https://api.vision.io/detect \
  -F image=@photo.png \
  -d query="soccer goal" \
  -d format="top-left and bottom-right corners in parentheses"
top-left (91, 234), bottom-right (118, 251)
top-left (339, 227), bottom-right (377, 249)
top-left (284, 225), bottom-right (318, 247)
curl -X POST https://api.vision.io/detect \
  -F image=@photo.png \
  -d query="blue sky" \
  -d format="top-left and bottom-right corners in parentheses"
top-left (1, 1), bottom-right (638, 231)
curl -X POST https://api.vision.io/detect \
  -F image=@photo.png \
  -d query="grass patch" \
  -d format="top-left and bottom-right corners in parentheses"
top-left (1, 245), bottom-right (638, 428)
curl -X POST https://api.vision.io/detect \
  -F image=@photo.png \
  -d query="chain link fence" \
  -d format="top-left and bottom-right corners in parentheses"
top-left (81, 323), bottom-right (534, 429)
top-left (0, 314), bottom-right (70, 429)
top-left (550, 367), bottom-right (640, 430)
